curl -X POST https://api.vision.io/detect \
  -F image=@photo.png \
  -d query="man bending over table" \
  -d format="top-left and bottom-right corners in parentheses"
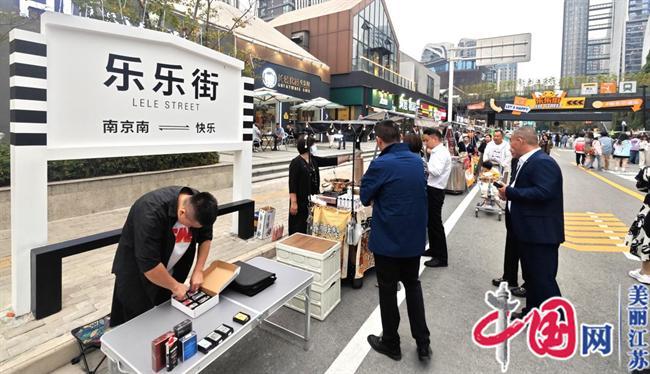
top-left (109, 186), bottom-right (218, 327)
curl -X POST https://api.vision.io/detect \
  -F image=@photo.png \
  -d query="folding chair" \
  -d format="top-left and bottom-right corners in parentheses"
top-left (70, 314), bottom-right (110, 374)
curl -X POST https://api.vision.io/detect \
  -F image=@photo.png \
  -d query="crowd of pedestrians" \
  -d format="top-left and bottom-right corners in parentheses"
top-left (541, 130), bottom-right (650, 172)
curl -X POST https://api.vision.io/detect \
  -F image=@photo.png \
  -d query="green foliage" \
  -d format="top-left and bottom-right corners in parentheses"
top-left (0, 149), bottom-right (219, 187)
top-left (0, 143), bottom-right (8, 187)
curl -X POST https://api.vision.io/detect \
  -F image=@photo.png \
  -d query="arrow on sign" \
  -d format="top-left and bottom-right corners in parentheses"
top-left (489, 98), bottom-right (503, 113)
top-left (158, 124), bottom-right (190, 131)
top-left (592, 99), bottom-right (644, 112)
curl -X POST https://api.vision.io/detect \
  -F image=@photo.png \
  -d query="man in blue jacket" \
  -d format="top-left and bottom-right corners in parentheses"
top-left (497, 127), bottom-right (564, 319)
top-left (361, 120), bottom-right (431, 362)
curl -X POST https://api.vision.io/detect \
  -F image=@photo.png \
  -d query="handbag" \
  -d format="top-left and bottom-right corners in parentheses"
top-left (228, 261), bottom-right (277, 296)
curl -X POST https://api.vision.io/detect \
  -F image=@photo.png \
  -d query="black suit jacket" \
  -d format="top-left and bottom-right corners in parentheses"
top-left (505, 150), bottom-right (564, 245)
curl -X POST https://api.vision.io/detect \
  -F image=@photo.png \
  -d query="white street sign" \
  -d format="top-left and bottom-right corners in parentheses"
top-left (504, 103), bottom-right (531, 113)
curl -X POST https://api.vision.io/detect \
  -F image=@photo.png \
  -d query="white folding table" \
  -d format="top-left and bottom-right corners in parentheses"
top-left (101, 257), bottom-right (313, 373)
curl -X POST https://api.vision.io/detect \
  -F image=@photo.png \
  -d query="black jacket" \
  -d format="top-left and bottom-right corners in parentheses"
top-left (110, 186), bottom-right (212, 324)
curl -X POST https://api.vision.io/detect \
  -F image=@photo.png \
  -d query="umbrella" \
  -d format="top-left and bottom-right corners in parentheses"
top-left (253, 88), bottom-right (303, 104)
top-left (291, 97), bottom-right (345, 110)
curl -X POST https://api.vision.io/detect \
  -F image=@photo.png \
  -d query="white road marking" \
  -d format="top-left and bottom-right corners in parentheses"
top-left (324, 186), bottom-right (480, 374)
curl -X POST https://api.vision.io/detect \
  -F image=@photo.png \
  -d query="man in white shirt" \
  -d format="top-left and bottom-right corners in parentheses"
top-left (483, 129), bottom-right (512, 177)
top-left (422, 128), bottom-right (452, 267)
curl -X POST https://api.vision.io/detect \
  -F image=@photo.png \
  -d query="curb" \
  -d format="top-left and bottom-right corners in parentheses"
top-left (0, 242), bottom-right (279, 374)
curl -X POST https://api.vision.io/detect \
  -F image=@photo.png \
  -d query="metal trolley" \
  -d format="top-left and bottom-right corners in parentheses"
top-left (475, 170), bottom-right (507, 221)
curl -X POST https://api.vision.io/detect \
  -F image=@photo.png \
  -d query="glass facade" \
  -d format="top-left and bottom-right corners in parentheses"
top-left (561, 0), bottom-right (589, 78)
top-left (258, 0), bottom-right (296, 21)
top-left (625, 0), bottom-right (650, 73)
top-left (352, 0), bottom-right (409, 89)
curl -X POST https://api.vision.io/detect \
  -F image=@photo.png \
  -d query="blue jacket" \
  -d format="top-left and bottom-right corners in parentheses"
top-left (505, 150), bottom-right (564, 244)
top-left (360, 143), bottom-right (427, 257)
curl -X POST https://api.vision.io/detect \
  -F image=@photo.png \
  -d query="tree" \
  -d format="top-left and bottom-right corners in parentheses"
top-left (70, 0), bottom-right (258, 75)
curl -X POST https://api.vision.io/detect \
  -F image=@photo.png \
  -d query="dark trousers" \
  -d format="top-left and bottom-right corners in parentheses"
top-left (427, 186), bottom-right (447, 263)
top-left (502, 232), bottom-right (521, 287)
top-left (575, 153), bottom-right (585, 165)
top-left (515, 238), bottom-right (562, 312)
top-left (374, 254), bottom-right (430, 348)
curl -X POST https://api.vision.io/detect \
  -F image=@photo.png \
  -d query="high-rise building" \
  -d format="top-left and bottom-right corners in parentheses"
top-left (625, 0), bottom-right (650, 73)
top-left (561, 0), bottom-right (589, 78)
top-left (258, 0), bottom-right (330, 21)
top-left (561, 0), bottom-right (650, 78)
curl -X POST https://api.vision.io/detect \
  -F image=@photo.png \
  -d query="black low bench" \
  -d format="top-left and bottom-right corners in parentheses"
top-left (31, 199), bottom-right (255, 319)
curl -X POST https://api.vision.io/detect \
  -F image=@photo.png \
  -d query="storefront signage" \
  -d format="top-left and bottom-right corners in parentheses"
top-left (255, 62), bottom-right (328, 100)
top-left (581, 83), bottom-right (598, 95)
top-left (518, 91), bottom-right (586, 110)
top-left (371, 89), bottom-right (394, 109)
top-left (398, 95), bottom-right (419, 113)
top-left (619, 81), bottom-right (637, 94)
top-left (592, 98), bottom-right (643, 111)
top-left (600, 82), bottom-right (617, 94)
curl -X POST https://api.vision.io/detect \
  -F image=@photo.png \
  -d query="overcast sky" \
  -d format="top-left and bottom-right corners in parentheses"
top-left (385, 0), bottom-right (564, 82)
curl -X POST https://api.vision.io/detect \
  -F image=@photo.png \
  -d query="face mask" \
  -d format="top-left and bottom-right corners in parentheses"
top-left (310, 144), bottom-right (319, 155)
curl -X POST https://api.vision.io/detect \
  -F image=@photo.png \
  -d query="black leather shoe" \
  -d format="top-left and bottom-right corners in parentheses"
top-left (417, 345), bottom-right (432, 361)
top-left (424, 258), bottom-right (448, 268)
top-left (367, 335), bottom-right (401, 361)
top-left (510, 286), bottom-right (526, 298)
top-left (492, 277), bottom-right (507, 287)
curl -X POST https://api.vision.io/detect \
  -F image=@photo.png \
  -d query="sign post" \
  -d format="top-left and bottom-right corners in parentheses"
top-left (10, 12), bottom-right (252, 316)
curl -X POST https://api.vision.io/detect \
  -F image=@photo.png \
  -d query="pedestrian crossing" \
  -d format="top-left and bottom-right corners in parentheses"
top-left (563, 212), bottom-right (628, 252)
top-left (605, 170), bottom-right (637, 183)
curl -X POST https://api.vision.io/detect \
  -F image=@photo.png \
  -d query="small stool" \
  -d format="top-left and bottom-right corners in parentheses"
top-left (70, 314), bottom-right (110, 374)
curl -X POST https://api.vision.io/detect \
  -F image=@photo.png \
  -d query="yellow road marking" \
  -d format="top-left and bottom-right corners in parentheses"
top-left (565, 237), bottom-right (624, 245)
top-left (564, 212), bottom-right (614, 217)
top-left (562, 242), bottom-right (627, 252)
top-left (564, 221), bottom-right (626, 227)
top-left (565, 231), bottom-right (625, 238)
top-left (565, 226), bottom-right (627, 232)
top-left (579, 167), bottom-right (644, 202)
top-left (562, 212), bottom-right (629, 252)
top-left (563, 217), bottom-right (620, 221)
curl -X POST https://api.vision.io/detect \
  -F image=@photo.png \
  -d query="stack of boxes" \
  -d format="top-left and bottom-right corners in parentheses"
top-left (276, 233), bottom-right (342, 320)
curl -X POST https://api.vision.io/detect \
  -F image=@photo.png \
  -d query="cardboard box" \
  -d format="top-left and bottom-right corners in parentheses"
top-left (171, 261), bottom-right (240, 318)
top-left (201, 261), bottom-right (241, 296)
top-left (256, 206), bottom-right (276, 239)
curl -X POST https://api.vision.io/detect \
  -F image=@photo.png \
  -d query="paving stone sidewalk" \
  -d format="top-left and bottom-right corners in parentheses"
top-left (0, 144), bottom-right (369, 372)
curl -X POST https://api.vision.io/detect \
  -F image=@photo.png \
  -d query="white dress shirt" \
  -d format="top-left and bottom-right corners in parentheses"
top-left (508, 147), bottom-right (541, 210)
top-left (427, 143), bottom-right (452, 189)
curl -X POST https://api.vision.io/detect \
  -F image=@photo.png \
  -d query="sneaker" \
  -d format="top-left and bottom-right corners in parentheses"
top-left (417, 345), bottom-right (432, 361)
top-left (629, 269), bottom-right (650, 285)
top-left (367, 335), bottom-right (401, 361)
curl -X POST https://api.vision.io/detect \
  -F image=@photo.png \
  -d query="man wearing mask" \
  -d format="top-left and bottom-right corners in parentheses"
top-left (110, 186), bottom-right (218, 327)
